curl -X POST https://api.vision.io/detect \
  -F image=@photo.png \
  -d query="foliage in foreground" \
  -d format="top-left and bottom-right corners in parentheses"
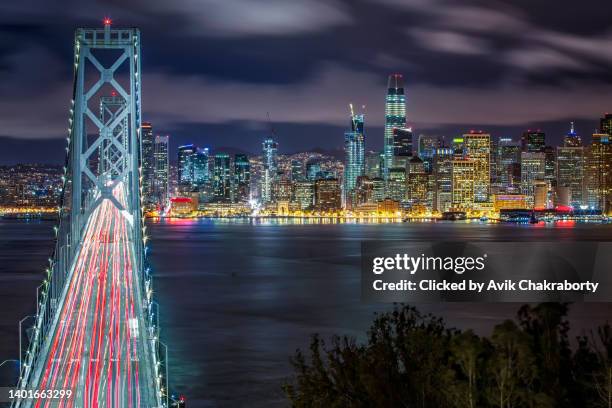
top-left (283, 304), bottom-right (612, 408)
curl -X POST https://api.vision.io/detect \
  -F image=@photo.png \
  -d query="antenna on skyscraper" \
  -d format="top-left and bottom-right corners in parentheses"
top-left (349, 103), bottom-right (358, 131)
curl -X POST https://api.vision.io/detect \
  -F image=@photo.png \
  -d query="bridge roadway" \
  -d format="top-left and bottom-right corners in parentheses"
top-left (24, 183), bottom-right (159, 407)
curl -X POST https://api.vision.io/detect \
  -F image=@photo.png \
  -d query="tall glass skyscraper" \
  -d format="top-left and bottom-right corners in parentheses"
top-left (153, 135), bottom-right (169, 207)
top-left (140, 122), bottom-right (155, 205)
top-left (383, 73), bottom-right (406, 180)
top-left (343, 111), bottom-right (365, 206)
top-left (213, 153), bottom-right (231, 202)
top-left (193, 147), bottom-right (210, 187)
top-left (262, 138), bottom-right (278, 204)
top-left (233, 154), bottom-right (251, 203)
top-left (178, 144), bottom-right (196, 187)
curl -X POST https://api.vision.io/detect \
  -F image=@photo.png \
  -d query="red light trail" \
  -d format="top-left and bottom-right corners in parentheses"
top-left (29, 183), bottom-right (157, 407)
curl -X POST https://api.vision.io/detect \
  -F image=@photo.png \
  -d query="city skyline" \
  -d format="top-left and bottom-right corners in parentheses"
top-left (4, 2), bottom-right (612, 163)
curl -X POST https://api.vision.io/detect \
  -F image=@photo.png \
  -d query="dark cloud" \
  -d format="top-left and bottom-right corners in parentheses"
top-left (1, 0), bottom-right (612, 162)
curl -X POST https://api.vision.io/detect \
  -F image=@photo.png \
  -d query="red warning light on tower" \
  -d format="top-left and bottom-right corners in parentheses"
top-left (103, 17), bottom-right (112, 26)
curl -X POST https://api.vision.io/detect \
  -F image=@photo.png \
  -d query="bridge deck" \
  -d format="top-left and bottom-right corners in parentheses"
top-left (25, 185), bottom-right (158, 407)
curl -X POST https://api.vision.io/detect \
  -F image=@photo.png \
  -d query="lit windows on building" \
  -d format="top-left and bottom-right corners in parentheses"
top-left (262, 138), bottom-right (278, 204)
top-left (520, 152), bottom-right (546, 208)
top-left (212, 153), bottom-right (231, 202)
top-left (556, 146), bottom-right (584, 208)
top-left (314, 178), bottom-right (341, 211)
top-left (452, 159), bottom-right (476, 210)
top-left (464, 131), bottom-right (491, 203)
top-left (383, 74), bottom-right (406, 180)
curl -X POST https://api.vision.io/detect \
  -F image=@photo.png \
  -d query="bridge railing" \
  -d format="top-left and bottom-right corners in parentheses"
top-left (15, 131), bottom-right (86, 393)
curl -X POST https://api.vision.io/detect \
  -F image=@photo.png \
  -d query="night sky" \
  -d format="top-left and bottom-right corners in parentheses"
top-left (2, 0), bottom-right (612, 164)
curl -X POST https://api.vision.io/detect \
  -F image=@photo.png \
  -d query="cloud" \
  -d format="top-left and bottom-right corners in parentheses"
top-left (142, 65), bottom-right (612, 132)
top-left (409, 28), bottom-right (491, 55)
top-left (135, 0), bottom-right (351, 37)
top-left (504, 47), bottom-right (591, 72)
top-left (533, 30), bottom-right (612, 64)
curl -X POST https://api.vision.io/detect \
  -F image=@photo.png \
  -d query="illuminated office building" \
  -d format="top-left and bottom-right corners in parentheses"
top-left (262, 138), bottom-right (278, 204)
top-left (533, 180), bottom-right (551, 209)
top-left (383, 74), bottom-right (406, 180)
top-left (452, 137), bottom-right (466, 158)
top-left (355, 176), bottom-right (374, 205)
top-left (563, 122), bottom-right (582, 147)
top-left (417, 134), bottom-right (438, 172)
top-left (291, 160), bottom-right (304, 181)
top-left (372, 178), bottom-right (385, 202)
top-left (497, 138), bottom-right (520, 192)
top-left (387, 167), bottom-right (407, 203)
top-left (140, 121), bottom-right (155, 205)
top-left (233, 154), bottom-right (250, 203)
top-left (193, 147), bottom-right (210, 187)
top-left (393, 127), bottom-right (413, 157)
top-left (153, 135), bottom-right (169, 207)
top-left (293, 181), bottom-right (314, 210)
top-left (520, 152), bottom-right (546, 208)
top-left (433, 148), bottom-right (454, 212)
top-left (464, 131), bottom-right (490, 202)
top-left (600, 113), bottom-right (612, 136)
top-left (178, 144), bottom-right (196, 189)
top-left (407, 156), bottom-right (430, 209)
top-left (556, 146), bottom-right (584, 207)
top-left (344, 111), bottom-right (365, 206)
top-left (451, 159), bottom-right (476, 209)
top-left (212, 153), bottom-right (231, 202)
top-left (543, 145), bottom-right (556, 187)
top-left (585, 133), bottom-right (611, 211)
top-left (521, 130), bottom-right (545, 152)
top-left (273, 178), bottom-right (293, 203)
top-left (314, 178), bottom-right (341, 211)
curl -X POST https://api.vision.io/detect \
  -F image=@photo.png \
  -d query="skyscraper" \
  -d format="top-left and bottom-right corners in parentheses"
top-left (387, 167), bottom-right (406, 203)
top-left (557, 146), bottom-right (585, 207)
top-left (543, 145), bottom-right (556, 187)
top-left (563, 122), bottom-right (582, 147)
top-left (212, 153), bottom-right (231, 202)
top-left (153, 135), bottom-right (169, 207)
top-left (433, 148), bottom-right (454, 212)
top-left (407, 156), bottom-right (430, 209)
top-left (464, 131), bottom-right (491, 203)
top-left (233, 154), bottom-right (251, 203)
top-left (417, 134), bottom-right (438, 172)
top-left (585, 133), bottom-right (611, 211)
top-left (452, 159), bottom-right (476, 209)
top-left (343, 109), bottom-right (365, 207)
top-left (521, 152), bottom-right (546, 208)
top-left (178, 144), bottom-right (196, 188)
top-left (193, 147), bottom-right (210, 187)
top-left (521, 130), bottom-right (545, 153)
top-left (497, 138), bottom-right (521, 192)
top-left (262, 138), bottom-right (278, 204)
top-left (314, 178), bottom-right (341, 211)
top-left (293, 181), bottom-right (315, 210)
top-left (393, 127), bottom-right (413, 157)
top-left (600, 113), bottom-right (612, 136)
top-left (383, 74), bottom-right (406, 180)
top-left (140, 122), bottom-right (155, 205)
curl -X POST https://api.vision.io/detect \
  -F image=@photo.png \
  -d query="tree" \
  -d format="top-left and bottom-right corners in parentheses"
top-left (449, 330), bottom-right (488, 408)
top-left (591, 323), bottom-right (612, 408)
